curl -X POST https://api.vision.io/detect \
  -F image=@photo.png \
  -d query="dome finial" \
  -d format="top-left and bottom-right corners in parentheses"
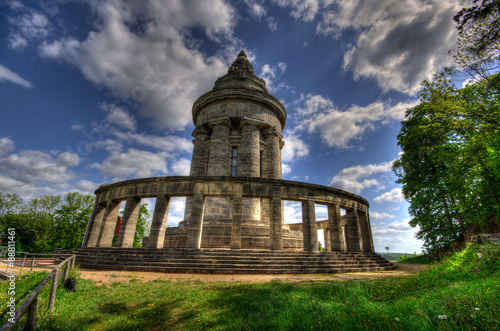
top-left (238, 50), bottom-right (247, 58)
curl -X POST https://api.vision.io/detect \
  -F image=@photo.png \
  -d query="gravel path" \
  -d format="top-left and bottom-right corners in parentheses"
top-left (79, 263), bottom-right (429, 285)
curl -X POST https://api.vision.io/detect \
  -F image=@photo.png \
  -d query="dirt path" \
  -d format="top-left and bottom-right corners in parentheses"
top-left (79, 263), bottom-right (430, 285)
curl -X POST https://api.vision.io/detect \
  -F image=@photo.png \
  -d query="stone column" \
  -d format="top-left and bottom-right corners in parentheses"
top-left (324, 228), bottom-right (331, 252)
top-left (302, 199), bottom-right (319, 252)
top-left (239, 119), bottom-right (261, 221)
top-left (186, 191), bottom-right (206, 249)
top-left (148, 194), bottom-right (170, 248)
top-left (207, 118), bottom-right (232, 176)
top-left (346, 209), bottom-right (362, 252)
top-left (262, 127), bottom-right (283, 179)
top-left (327, 204), bottom-right (345, 252)
top-left (358, 210), bottom-right (374, 253)
top-left (97, 199), bottom-right (121, 247)
top-left (231, 191), bottom-right (243, 249)
top-left (85, 201), bottom-right (106, 247)
top-left (116, 196), bottom-right (141, 248)
top-left (269, 186), bottom-right (283, 250)
top-left (190, 127), bottom-right (209, 176)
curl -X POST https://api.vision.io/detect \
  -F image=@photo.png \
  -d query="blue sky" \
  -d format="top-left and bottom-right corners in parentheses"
top-left (0, 0), bottom-right (467, 253)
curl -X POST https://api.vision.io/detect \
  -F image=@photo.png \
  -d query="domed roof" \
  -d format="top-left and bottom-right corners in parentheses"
top-left (213, 51), bottom-right (268, 93)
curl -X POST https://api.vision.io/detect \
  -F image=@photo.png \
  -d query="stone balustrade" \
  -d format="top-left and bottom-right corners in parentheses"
top-left (82, 176), bottom-right (374, 253)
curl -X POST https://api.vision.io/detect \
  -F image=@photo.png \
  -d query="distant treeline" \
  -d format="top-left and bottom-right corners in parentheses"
top-left (377, 252), bottom-right (417, 261)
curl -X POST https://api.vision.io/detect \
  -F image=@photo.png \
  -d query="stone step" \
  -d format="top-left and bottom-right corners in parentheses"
top-left (75, 257), bottom-right (391, 267)
top-left (56, 248), bottom-right (394, 274)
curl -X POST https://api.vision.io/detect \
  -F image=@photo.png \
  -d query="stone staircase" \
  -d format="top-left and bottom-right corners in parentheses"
top-left (55, 248), bottom-right (396, 274)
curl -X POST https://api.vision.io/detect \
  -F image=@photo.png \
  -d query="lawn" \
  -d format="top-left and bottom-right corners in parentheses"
top-left (1, 241), bottom-right (499, 330)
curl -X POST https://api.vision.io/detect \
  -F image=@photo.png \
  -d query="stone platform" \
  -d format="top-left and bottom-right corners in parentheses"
top-left (56, 248), bottom-right (395, 274)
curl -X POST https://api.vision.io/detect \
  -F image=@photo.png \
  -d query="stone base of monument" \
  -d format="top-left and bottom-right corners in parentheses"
top-left (55, 248), bottom-right (396, 274)
top-left (162, 220), bottom-right (303, 250)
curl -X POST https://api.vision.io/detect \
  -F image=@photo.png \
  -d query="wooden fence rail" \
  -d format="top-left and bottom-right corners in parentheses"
top-left (0, 254), bottom-right (76, 331)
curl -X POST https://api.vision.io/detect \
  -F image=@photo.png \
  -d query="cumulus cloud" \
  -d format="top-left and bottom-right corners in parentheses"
top-left (370, 211), bottom-right (396, 220)
top-left (282, 163), bottom-right (292, 176)
top-left (296, 93), bottom-right (416, 148)
top-left (0, 138), bottom-right (81, 196)
top-left (281, 132), bottom-right (310, 162)
top-left (0, 64), bottom-right (33, 88)
top-left (38, 0), bottom-right (237, 131)
top-left (374, 188), bottom-right (403, 203)
top-left (318, 0), bottom-right (462, 95)
top-left (329, 161), bottom-right (393, 193)
top-left (101, 104), bottom-right (136, 131)
top-left (171, 158), bottom-right (191, 175)
top-left (0, 138), bottom-right (16, 156)
top-left (92, 148), bottom-right (168, 180)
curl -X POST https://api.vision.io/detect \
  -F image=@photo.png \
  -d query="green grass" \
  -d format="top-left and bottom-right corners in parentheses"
top-left (1, 241), bottom-right (499, 330)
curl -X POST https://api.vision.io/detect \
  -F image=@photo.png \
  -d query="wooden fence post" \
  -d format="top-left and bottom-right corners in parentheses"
top-left (30, 256), bottom-right (35, 273)
top-left (48, 268), bottom-right (59, 312)
top-left (25, 297), bottom-right (38, 331)
top-left (19, 255), bottom-right (27, 275)
top-left (63, 263), bottom-right (69, 284)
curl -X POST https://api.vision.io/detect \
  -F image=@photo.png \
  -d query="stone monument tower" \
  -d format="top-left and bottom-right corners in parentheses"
top-left (164, 51), bottom-right (302, 249)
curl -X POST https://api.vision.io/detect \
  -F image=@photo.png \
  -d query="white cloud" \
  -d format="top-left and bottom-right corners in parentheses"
top-left (273, 0), bottom-right (324, 22)
top-left (0, 138), bottom-right (82, 196)
top-left (111, 131), bottom-right (192, 154)
top-left (244, 0), bottom-right (268, 19)
top-left (0, 138), bottom-right (16, 156)
top-left (102, 104), bottom-right (136, 131)
top-left (374, 188), bottom-right (403, 203)
top-left (329, 161), bottom-right (393, 193)
top-left (56, 152), bottom-right (80, 167)
top-left (38, 0), bottom-right (237, 131)
top-left (370, 211), bottom-right (396, 220)
top-left (372, 218), bottom-right (422, 252)
top-left (284, 200), bottom-right (302, 224)
top-left (281, 132), bottom-right (310, 162)
top-left (319, 0), bottom-right (462, 95)
top-left (166, 197), bottom-right (187, 226)
top-left (282, 163), bottom-right (292, 175)
top-left (74, 180), bottom-right (100, 195)
top-left (259, 62), bottom-right (288, 92)
top-left (91, 148), bottom-right (168, 180)
top-left (171, 158), bottom-right (191, 175)
top-left (296, 94), bottom-right (417, 148)
top-left (7, 9), bottom-right (50, 50)
top-left (0, 64), bottom-right (33, 88)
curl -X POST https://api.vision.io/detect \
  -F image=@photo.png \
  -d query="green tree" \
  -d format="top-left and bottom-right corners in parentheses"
top-left (394, 72), bottom-right (500, 250)
top-left (52, 192), bottom-right (95, 249)
top-left (0, 192), bottom-right (95, 252)
top-left (0, 192), bottom-right (23, 216)
top-left (134, 204), bottom-right (151, 247)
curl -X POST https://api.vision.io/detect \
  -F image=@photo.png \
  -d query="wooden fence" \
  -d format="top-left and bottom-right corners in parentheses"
top-left (0, 254), bottom-right (76, 331)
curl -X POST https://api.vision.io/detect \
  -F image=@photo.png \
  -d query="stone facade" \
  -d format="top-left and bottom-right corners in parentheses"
top-left (168, 51), bottom-right (294, 249)
top-left (82, 51), bottom-right (375, 254)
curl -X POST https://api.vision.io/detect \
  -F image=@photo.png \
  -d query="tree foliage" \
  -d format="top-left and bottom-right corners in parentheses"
top-left (394, 71), bottom-right (500, 250)
top-left (454, 0), bottom-right (500, 62)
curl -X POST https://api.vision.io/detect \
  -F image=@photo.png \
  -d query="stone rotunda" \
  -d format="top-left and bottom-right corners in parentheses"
top-left (74, 51), bottom-right (391, 274)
